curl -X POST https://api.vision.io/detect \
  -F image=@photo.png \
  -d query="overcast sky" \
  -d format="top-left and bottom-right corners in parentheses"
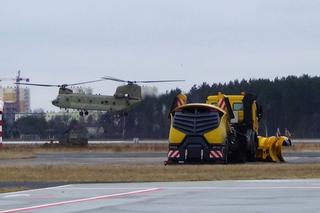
top-left (1, 0), bottom-right (319, 111)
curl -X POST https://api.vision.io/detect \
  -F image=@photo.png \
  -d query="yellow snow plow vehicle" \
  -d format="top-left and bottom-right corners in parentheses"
top-left (166, 92), bottom-right (290, 164)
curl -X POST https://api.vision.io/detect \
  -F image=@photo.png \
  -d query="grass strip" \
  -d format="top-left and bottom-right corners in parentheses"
top-left (0, 151), bottom-right (35, 160)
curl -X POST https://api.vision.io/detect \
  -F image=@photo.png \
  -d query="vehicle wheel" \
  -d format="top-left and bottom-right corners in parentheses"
top-left (237, 149), bottom-right (247, 163)
top-left (232, 137), bottom-right (247, 163)
top-left (246, 130), bottom-right (258, 162)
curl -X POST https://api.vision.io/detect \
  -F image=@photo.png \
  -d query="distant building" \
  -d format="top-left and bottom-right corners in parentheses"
top-left (0, 86), bottom-right (31, 124)
top-left (44, 110), bottom-right (102, 122)
top-left (44, 111), bottom-right (81, 122)
top-left (0, 86), bottom-right (31, 113)
top-left (15, 110), bottom-right (102, 122)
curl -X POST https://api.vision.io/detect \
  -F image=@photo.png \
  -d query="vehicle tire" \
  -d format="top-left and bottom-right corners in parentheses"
top-left (246, 130), bottom-right (258, 162)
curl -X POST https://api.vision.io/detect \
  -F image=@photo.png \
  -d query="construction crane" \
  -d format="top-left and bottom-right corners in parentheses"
top-left (0, 70), bottom-right (30, 112)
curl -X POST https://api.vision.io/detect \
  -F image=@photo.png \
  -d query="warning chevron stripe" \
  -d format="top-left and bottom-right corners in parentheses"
top-left (218, 98), bottom-right (227, 111)
top-left (168, 150), bottom-right (180, 158)
top-left (209, 150), bottom-right (224, 159)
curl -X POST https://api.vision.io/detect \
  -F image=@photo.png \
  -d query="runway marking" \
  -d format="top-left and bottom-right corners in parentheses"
top-left (153, 186), bottom-right (320, 190)
top-left (54, 186), bottom-right (320, 191)
top-left (234, 179), bottom-right (320, 183)
top-left (3, 194), bottom-right (30, 198)
top-left (0, 188), bottom-right (161, 213)
top-left (49, 185), bottom-right (320, 191)
top-left (1, 185), bottom-right (71, 197)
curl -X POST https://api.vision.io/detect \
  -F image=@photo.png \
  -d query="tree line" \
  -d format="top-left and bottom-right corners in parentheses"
top-left (3, 75), bottom-right (320, 139)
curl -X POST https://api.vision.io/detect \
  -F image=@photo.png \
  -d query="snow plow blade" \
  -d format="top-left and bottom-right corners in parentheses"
top-left (257, 136), bottom-right (289, 162)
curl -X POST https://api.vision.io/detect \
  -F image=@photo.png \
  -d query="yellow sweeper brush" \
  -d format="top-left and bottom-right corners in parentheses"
top-left (257, 136), bottom-right (290, 162)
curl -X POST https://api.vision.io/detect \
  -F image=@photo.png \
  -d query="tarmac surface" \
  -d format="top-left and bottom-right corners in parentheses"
top-left (1, 151), bottom-right (320, 166)
top-left (1, 179), bottom-right (320, 213)
top-left (3, 138), bottom-right (320, 144)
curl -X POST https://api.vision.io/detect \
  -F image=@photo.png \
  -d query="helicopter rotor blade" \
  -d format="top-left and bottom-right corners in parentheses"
top-left (16, 79), bottom-right (105, 88)
top-left (68, 79), bottom-right (105, 86)
top-left (133, 80), bottom-right (185, 84)
top-left (15, 82), bottom-right (60, 87)
top-left (102, 76), bottom-right (185, 84)
top-left (102, 76), bottom-right (127, 83)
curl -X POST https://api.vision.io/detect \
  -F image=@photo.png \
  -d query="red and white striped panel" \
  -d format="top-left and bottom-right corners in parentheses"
top-left (209, 150), bottom-right (223, 159)
top-left (0, 100), bottom-right (3, 146)
top-left (168, 150), bottom-right (180, 158)
top-left (217, 98), bottom-right (227, 111)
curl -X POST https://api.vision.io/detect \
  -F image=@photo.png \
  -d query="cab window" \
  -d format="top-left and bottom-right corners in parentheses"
top-left (233, 103), bottom-right (243, 111)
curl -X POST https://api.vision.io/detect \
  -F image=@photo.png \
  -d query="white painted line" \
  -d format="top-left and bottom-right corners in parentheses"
top-left (3, 194), bottom-right (30, 198)
top-left (60, 187), bottom-right (156, 190)
top-left (153, 186), bottom-right (320, 190)
top-left (0, 188), bottom-right (161, 213)
top-left (234, 179), bottom-right (320, 183)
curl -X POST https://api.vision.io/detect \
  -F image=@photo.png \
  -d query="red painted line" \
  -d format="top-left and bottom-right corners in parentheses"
top-left (0, 188), bottom-right (161, 213)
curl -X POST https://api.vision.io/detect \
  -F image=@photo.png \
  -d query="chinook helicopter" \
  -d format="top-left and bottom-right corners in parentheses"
top-left (17, 76), bottom-right (184, 116)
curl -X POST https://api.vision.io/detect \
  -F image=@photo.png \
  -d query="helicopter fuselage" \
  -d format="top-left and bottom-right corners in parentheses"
top-left (52, 93), bottom-right (141, 113)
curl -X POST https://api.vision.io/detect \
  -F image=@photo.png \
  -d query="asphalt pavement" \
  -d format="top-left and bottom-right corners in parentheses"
top-left (1, 179), bottom-right (320, 213)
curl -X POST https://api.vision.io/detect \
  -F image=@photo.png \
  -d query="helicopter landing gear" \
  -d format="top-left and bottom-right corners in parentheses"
top-left (79, 110), bottom-right (89, 116)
